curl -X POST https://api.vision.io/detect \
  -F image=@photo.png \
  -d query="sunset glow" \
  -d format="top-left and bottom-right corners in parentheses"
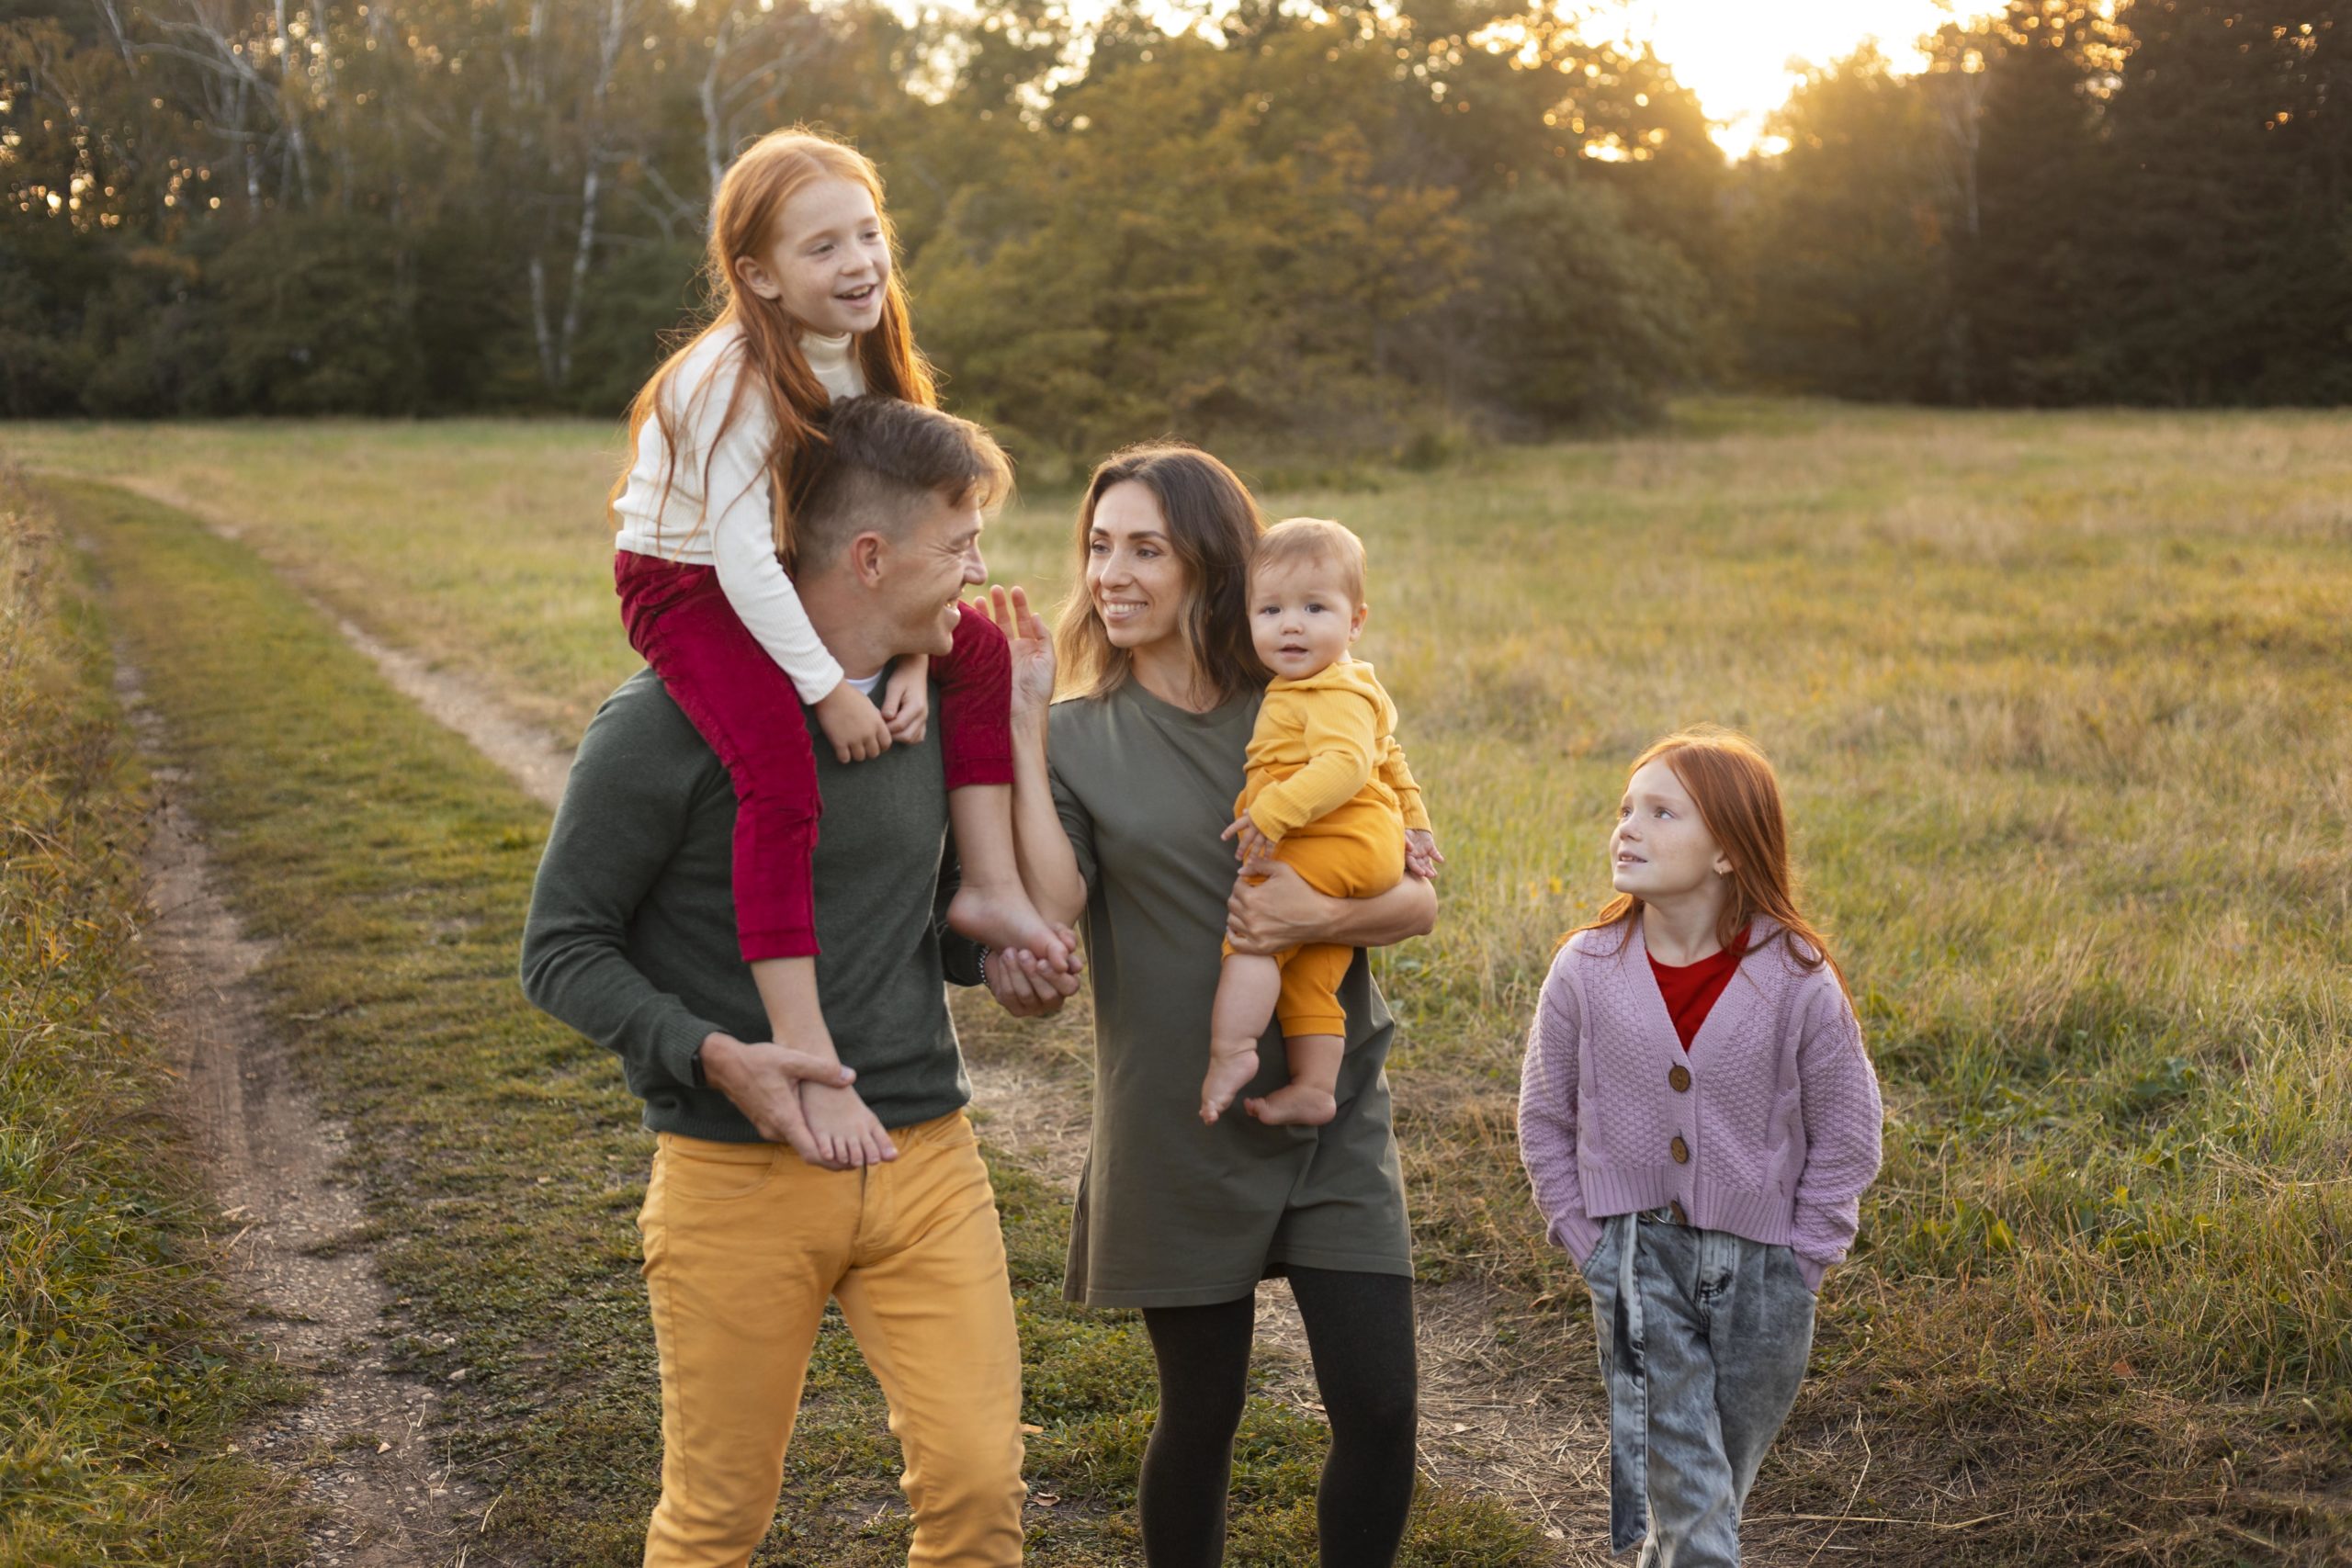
top-left (1606, 0), bottom-right (1961, 157)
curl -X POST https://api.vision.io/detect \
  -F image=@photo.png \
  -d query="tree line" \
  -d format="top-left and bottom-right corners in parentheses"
top-left (1742, 2), bottom-right (2348, 408)
top-left (2, 1), bottom-right (2342, 451)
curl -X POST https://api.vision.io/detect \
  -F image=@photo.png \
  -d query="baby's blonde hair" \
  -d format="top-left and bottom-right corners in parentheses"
top-left (1252, 516), bottom-right (1367, 606)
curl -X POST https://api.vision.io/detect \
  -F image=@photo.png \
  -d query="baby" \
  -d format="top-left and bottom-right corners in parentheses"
top-left (1202, 518), bottom-right (1439, 1127)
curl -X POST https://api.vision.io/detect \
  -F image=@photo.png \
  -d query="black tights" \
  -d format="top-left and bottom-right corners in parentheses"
top-left (1138, 1266), bottom-right (1418, 1568)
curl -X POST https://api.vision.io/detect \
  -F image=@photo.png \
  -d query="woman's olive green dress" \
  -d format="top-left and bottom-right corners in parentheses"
top-left (1048, 678), bottom-right (1414, 1308)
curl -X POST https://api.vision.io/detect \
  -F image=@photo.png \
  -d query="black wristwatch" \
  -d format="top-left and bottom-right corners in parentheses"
top-left (690, 1043), bottom-right (708, 1088)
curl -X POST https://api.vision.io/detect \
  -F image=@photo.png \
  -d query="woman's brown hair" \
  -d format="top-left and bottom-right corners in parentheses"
top-left (1573, 727), bottom-right (1843, 983)
top-left (1052, 444), bottom-right (1268, 705)
top-left (608, 127), bottom-right (936, 560)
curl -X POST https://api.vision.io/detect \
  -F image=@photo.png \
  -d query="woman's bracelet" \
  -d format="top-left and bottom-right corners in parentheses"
top-left (976, 946), bottom-right (991, 987)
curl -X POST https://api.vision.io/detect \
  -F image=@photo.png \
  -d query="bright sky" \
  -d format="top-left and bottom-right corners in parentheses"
top-left (1606, 0), bottom-right (1961, 157)
top-left (922, 0), bottom-right (1966, 160)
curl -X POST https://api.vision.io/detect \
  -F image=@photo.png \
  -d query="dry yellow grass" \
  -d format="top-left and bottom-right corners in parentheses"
top-left (9, 398), bottom-right (2348, 1561)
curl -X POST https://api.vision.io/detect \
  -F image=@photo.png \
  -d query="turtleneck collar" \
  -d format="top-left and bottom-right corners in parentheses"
top-left (799, 330), bottom-right (866, 401)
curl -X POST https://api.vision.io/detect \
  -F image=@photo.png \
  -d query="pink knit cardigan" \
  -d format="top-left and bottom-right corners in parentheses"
top-left (1517, 916), bottom-right (1883, 1291)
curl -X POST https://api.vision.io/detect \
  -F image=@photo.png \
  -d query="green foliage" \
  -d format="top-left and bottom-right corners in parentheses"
top-left (1740, 1), bottom-right (2351, 407)
top-left (2097, 0), bottom-right (2352, 404)
top-left (1735, 46), bottom-right (1954, 400)
top-left (563, 238), bottom-right (709, 416)
top-left (913, 29), bottom-right (1476, 457)
top-left (211, 216), bottom-right (426, 414)
top-left (1469, 179), bottom-right (1710, 428)
top-left (7, 0), bottom-right (2343, 423)
top-left (0, 0), bottom-right (1718, 440)
top-left (0, 478), bottom-right (307, 1563)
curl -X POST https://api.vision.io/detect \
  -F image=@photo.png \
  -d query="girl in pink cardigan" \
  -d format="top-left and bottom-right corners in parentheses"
top-left (1518, 727), bottom-right (1882, 1565)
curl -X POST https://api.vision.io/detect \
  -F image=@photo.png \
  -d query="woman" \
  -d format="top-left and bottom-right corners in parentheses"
top-left (990, 445), bottom-right (1437, 1567)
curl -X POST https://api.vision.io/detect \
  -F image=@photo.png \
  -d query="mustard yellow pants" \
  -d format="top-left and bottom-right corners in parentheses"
top-left (636, 1112), bottom-right (1025, 1567)
top-left (1225, 788), bottom-right (1407, 1037)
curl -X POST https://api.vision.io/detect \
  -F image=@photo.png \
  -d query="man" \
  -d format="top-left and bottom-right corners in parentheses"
top-left (522, 395), bottom-right (1072, 1567)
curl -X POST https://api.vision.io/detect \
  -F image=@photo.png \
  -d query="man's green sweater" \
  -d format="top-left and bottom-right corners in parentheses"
top-left (521, 668), bottom-right (981, 1140)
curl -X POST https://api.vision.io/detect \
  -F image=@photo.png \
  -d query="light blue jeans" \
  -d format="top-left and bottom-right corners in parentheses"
top-left (1581, 1210), bottom-right (1816, 1566)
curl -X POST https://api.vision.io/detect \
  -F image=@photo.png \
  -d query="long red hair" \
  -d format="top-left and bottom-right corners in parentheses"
top-left (1573, 727), bottom-right (1841, 983)
top-left (608, 127), bottom-right (937, 559)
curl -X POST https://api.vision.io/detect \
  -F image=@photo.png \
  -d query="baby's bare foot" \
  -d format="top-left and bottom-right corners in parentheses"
top-left (1199, 1047), bottom-right (1259, 1124)
top-left (801, 1083), bottom-right (896, 1168)
top-left (1243, 1083), bottom-right (1338, 1127)
top-left (949, 885), bottom-right (1075, 973)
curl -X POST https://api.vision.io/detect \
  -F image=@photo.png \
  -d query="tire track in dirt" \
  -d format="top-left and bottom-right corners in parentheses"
top-left (110, 478), bottom-right (575, 812)
top-left (106, 477), bottom-right (1645, 1564)
top-left (118, 654), bottom-right (492, 1567)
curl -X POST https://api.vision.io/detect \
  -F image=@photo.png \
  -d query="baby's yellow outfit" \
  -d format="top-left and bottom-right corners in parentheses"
top-left (1227, 660), bottom-right (1431, 1036)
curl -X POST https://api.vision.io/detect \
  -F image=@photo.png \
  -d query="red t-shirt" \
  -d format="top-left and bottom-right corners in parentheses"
top-left (1648, 934), bottom-right (1747, 1052)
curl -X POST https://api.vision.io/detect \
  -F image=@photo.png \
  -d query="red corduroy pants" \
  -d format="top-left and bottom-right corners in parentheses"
top-left (616, 549), bottom-right (1012, 962)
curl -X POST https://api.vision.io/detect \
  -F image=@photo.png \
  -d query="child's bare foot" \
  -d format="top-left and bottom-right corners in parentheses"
top-left (800, 1082), bottom-right (898, 1168)
top-left (1200, 1048), bottom-right (1259, 1124)
top-left (1243, 1083), bottom-right (1338, 1126)
top-left (949, 883), bottom-right (1076, 973)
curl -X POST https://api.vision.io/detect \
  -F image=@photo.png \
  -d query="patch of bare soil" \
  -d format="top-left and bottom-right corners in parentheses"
top-left (123, 660), bottom-right (492, 1567)
top-left (1246, 1239), bottom-right (1621, 1564)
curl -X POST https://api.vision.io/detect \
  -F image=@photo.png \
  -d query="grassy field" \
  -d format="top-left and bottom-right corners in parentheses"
top-left (9, 399), bottom-right (2350, 1562)
top-left (0, 483), bottom-right (307, 1560)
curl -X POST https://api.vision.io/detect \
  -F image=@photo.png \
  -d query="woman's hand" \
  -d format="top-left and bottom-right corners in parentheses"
top-left (983, 942), bottom-right (1082, 1019)
top-left (1224, 862), bottom-right (1334, 954)
top-left (989, 584), bottom-right (1056, 725)
top-left (1227, 862), bottom-right (1439, 953)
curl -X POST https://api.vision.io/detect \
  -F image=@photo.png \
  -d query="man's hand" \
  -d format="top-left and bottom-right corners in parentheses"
top-left (880, 655), bottom-right (931, 745)
top-left (698, 1032), bottom-right (857, 1165)
top-left (984, 940), bottom-right (1081, 1019)
top-left (814, 679), bottom-right (893, 763)
top-left (1225, 860), bottom-right (1334, 955)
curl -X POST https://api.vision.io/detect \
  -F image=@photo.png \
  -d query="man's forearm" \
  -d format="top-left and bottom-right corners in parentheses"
top-left (519, 918), bottom-right (718, 1090)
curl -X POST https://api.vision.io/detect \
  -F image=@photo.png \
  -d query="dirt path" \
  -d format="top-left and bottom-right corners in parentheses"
top-left (121, 658), bottom-right (490, 1568)
top-left (108, 479), bottom-right (1634, 1564)
top-left (111, 478), bottom-right (575, 812)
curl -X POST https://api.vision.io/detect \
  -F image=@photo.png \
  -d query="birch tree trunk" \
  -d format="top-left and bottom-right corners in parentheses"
top-left (549, 0), bottom-right (628, 387)
top-left (700, 5), bottom-right (739, 199)
top-left (309, 0), bottom-right (354, 209)
top-left (556, 158), bottom-right (603, 383)
top-left (272, 0), bottom-right (315, 204)
top-left (696, 1), bottom-right (812, 218)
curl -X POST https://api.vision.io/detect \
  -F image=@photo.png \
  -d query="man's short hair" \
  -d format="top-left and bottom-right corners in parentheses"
top-left (790, 397), bottom-right (1013, 572)
top-left (1251, 516), bottom-right (1366, 606)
